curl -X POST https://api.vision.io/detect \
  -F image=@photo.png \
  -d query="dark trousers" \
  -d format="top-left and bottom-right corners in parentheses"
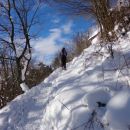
top-left (61, 55), bottom-right (67, 69)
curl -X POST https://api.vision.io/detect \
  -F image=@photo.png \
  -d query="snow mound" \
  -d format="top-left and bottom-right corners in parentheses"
top-left (84, 87), bottom-right (111, 110)
top-left (103, 90), bottom-right (130, 130)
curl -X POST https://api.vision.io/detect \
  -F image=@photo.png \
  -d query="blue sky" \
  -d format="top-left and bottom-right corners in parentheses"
top-left (32, 4), bottom-right (94, 65)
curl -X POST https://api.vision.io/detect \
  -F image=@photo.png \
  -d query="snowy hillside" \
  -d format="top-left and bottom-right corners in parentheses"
top-left (1, 32), bottom-right (130, 130)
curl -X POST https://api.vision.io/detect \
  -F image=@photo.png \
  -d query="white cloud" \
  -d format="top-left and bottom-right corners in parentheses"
top-left (52, 18), bottom-right (60, 24)
top-left (32, 31), bottom-right (61, 63)
top-left (32, 21), bottom-right (73, 64)
top-left (62, 20), bottom-right (73, 34)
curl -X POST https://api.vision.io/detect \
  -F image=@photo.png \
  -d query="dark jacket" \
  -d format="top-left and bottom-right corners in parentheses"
top-left (61, 48), bottom-right (67, 68)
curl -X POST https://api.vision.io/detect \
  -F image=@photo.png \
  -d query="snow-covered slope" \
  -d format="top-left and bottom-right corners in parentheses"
top-left (1, 32), bottom-right (130, 130)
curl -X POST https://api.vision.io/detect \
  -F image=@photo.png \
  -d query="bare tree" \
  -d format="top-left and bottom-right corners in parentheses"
top-left (52, 52), bottom-right (61, 69)
top-left (73, 32), bottom-right (91, 56)
top-left (91, 0), bottom-right (117, 41)
top-left (44, 0), bottom-right (117, 41)
top-left (0, 0), bottom-right (41, 91)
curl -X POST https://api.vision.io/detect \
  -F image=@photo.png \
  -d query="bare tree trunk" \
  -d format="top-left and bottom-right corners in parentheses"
top-left (16, 58), bottom-right (22, 85)
top-left (92, 0), bottom-right (115, 41)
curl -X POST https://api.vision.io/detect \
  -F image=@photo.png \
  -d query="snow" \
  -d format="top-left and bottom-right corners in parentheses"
top-left (0, 31), bottom-right (130, 130)
top-left (103, 90), bottom-right (130, 130)
top-left (20, 54), bottom-right (30, 92)
top-left (20, 83), bottom-right (29, 92)
top-left (84, 88), bottom-right (111, 110)
top-left (88, 25), bottom-right (100, 40)
top-left (117, 0), bottom-right (130, 8)
top-left (108, 32), bottom-right (112, 36)
top-left (114, 24), bottom-right (119, 31)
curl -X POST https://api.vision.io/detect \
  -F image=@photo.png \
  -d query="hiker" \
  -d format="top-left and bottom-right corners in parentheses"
top-left (60, 47), bottom-right (67, 70)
